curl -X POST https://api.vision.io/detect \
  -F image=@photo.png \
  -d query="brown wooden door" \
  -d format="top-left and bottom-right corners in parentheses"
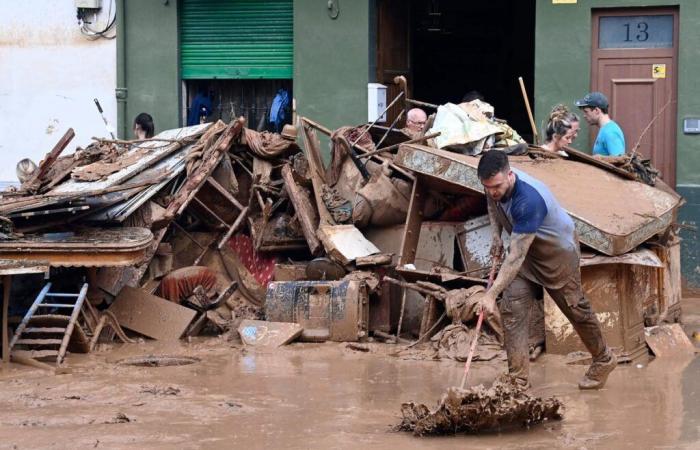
top-left (376, 0), bottom-right (411, 126)
top-left (591, 8), bottom-right (678, 186)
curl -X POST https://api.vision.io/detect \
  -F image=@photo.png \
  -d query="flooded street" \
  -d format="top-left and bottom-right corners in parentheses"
top-left (0, 330), bottom-right (697, 450)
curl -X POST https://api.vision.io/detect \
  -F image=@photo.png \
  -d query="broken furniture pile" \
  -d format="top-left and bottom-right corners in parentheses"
top-left (0, 82), bottom-right (688, 366)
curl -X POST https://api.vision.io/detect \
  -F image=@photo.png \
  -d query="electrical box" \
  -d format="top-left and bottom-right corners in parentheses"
top-left (367, 83), bottom-right (387, 123)
top-left (683, 117), bottom-right (700, 134)
top-left (75, 0), bottom-right (102, 8)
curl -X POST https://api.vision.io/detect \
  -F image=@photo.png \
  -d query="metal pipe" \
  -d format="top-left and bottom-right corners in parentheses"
top-left (350, 91), bottom-right (405, 147)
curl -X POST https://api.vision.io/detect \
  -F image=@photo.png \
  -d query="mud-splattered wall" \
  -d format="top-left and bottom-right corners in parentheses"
top-left (0, 1), bottom-right (117, 183)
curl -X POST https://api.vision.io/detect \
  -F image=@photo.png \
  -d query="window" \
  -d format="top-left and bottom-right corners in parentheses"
top-left (599, 15), bottom-right (673, 49)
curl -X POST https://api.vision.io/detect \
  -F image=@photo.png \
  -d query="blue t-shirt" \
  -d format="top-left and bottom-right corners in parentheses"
top-left (593, 121), bottom-right (625, 156)
top-left (496, 170), bottom-right (579, 288)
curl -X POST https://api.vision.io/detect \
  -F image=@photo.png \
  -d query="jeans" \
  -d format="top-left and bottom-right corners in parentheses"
top-left (498, 271), bottom-right (609, 382)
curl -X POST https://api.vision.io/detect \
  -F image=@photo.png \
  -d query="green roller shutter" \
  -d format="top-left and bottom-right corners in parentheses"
top-left (180, 0), bottom-right (293, 79)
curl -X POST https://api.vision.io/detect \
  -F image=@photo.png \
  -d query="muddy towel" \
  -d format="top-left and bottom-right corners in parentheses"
top-left (243, 128), bottom-right (297, 159)
top-left (352, 167), bottom-right (412, 228)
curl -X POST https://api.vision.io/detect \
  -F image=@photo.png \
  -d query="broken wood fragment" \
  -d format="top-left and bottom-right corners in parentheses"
top-left (23, 128), bottom-right (75, 192)
top-left (281, 164), bottom-right (321, 255)
top-left (317, 224), bottom-right (380, 265)
top-left (108, 286), bottom-right (197, 340)
top-left (355, 253), bottom-right (393, 267)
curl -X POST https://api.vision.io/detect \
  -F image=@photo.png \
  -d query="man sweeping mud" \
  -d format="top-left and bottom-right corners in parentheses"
top-left (477, 151), bottom-right (616, 389)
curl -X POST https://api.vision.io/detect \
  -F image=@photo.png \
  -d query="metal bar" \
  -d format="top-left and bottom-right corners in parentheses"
top-left (45, 293), bottom-right (80, 298)
top-left (205, 177), bottom-right (245, 211)
top-left (37, 304), bottom-right (75, 308)
top-left (406, 98), bottom-right (438, 110)
top-left (8, 205), bottom-right (90, 219)
top-left (395, 287), bottom-right (407, 343)
top-left (57, 283), bottom-right (88, 366)
top-left (383, 276), bottom-right (445, 300)
top-left (2, 275), bottom-right (10, 363)
top-left (193, 196), bottom-right (229, 227)
top-left (375, 110), bottom-right (405, 149)
top-left (171, 221), bottom-right (207, 250)
top-left (351, 91), bottom-right (405, 147)
top-left (217, 206), bottom-right (249, 250)
top-left (357, 132), bottom-right (441, 160)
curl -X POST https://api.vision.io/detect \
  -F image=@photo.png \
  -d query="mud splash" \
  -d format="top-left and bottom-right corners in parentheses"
top-left (397, 375), bottom-right (563, 435)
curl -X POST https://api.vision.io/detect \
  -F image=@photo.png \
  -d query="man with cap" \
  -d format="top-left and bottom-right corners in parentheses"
top-left (575, 92), bottom-right (625, 157)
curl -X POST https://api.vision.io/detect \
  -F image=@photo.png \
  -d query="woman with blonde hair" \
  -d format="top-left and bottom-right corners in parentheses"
top-left (542, 104), bottom-right (579, 156)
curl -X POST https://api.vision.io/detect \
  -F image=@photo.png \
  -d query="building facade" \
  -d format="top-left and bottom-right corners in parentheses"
top-left (3, 1), bottom-right (698, 286)
top-left (0, 1), bottom-right (117, 183)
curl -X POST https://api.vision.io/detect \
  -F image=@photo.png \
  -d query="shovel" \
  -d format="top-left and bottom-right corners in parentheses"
top-left (459, 256), bottom-right (500, 389)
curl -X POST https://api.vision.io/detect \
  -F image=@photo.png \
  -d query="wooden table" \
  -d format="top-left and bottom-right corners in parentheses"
top-left (0, 260), bottom-right (49, 364)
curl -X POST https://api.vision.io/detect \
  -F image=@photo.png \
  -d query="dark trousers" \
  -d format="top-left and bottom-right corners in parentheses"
top-left (498, 271), bottom-right (609, 381)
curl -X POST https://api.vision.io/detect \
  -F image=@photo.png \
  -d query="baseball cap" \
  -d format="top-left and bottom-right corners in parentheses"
top-left (575, 92), bottom-right (609, 109)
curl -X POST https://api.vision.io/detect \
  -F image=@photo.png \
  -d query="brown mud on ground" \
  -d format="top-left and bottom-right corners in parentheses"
top-left (0, 316), bottom-right (698, 449)
top-left (398, 375), bottom-right (562, 435)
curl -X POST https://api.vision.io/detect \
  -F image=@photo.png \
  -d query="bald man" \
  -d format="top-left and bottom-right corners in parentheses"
top-left (405, 108), bottom-right (428, 136)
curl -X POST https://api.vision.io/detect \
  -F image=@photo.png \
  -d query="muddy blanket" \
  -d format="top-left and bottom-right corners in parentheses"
top-left (397, 375), bottom-right (563, 435)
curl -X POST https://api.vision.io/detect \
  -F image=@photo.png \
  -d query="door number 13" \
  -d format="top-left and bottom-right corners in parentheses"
top-left (624, 22), bottom-right (649, 42)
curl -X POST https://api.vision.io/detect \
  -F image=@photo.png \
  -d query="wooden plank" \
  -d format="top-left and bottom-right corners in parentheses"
top-left (15, 339), bottom-right (62, 345)
top-left (398, 177), bottom-right (426, 266)
top-left (562, 145), bottom-right (637, 181)
top-left (108, 286), bottom-right (196, 340)
top-left (205, 177), bottom-right (244, 210)
top-left (644, 323), bottom-right (696, 357)
top-left (50, 123), bottom-right (211, 194)
top-left (12, 349), bottom-right (59, 359)
top-left (355, 253), bottom-right (393, 267)
top-left (25, 128), bottom-right (75, 189)
top-left (237, 320), bottom-right (303, 347)
top-left (317, 224), bottom-right (380, 265)
top-left (300, 120), bottom-right (335, 225)
top-left (281, 164), bottom-right (321, 255)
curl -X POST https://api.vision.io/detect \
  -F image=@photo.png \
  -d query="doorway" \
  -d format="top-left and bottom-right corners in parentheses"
top-left (376, 0), bottom-right (537, 141)
top-left (591, 8), bottom-right (679, 186)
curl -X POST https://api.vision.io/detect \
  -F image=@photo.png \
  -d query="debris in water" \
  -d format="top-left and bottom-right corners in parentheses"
top-left (105, 412), bottom-right (131, 424)
top-left (397, 375), bottom-right (563, 435)
top-left (140, 385), bottom-right (181, 396)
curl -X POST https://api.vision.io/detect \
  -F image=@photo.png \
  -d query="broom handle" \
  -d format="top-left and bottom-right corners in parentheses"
top-left (518, 77), bottom-right (539, 145)
top-left (459, 257), bottom-right (500, 389)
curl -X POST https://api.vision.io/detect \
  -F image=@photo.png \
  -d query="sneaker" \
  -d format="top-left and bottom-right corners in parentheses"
top-left (578, 351), bottom-right (617, 390)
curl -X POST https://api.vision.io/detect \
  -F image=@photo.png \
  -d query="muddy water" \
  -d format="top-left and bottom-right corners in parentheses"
top-left (0, 339), bottom-right (697, 450)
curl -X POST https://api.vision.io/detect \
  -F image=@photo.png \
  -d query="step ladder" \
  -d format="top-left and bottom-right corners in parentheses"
top-left (10, 282), bottom-right (89, 366)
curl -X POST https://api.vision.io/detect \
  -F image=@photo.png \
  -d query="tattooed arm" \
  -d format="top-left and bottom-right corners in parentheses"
top-left (479, 232), bottom-right (536, 315)
top-left (486, 198), bottom-right (504, 260)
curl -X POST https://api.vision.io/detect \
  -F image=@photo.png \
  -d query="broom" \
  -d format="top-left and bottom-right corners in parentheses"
top-left (398, 255), bottom-right (564, 435)
top-left (459, 255), bottom-right (500, 389)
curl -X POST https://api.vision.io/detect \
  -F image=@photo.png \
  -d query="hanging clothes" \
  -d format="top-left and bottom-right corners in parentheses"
top-left (269, 88), bottom-right (290, 132)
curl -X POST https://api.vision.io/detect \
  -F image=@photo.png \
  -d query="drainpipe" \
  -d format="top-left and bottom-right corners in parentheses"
top-left (115, 0), bottom-right (127, 139)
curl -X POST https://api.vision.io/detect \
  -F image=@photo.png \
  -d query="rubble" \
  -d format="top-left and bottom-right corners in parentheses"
top-left (0, 82), bottom-right (685, 372)
top-left (397, 375), bottom-right (563, 435)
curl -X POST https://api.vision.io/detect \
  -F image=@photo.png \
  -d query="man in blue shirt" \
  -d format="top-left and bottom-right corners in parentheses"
top-left (477, 150), bottom-right (616, 389)
top-left (575, 92), bottom-right (625, 156)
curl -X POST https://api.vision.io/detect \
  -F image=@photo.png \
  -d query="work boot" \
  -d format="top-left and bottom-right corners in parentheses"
top-left (578, 351), bottom-right (617, 390)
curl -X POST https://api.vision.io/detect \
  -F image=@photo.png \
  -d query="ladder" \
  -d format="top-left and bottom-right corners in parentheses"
top-left (10, 282), bottom-right (89, 366)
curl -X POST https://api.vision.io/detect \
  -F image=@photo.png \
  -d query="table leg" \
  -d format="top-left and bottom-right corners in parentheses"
top-left (2, 275), bottom-right (11, 364)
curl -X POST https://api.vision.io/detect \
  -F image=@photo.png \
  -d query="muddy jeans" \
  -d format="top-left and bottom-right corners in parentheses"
top-left (498, 271), bottom-right (609, 382)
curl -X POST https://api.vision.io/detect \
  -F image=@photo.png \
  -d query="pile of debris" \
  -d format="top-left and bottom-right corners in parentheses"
top-left (397, 375), bottom-right (563, 435)
top-left (0, 80), bottom-right (687, 368)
